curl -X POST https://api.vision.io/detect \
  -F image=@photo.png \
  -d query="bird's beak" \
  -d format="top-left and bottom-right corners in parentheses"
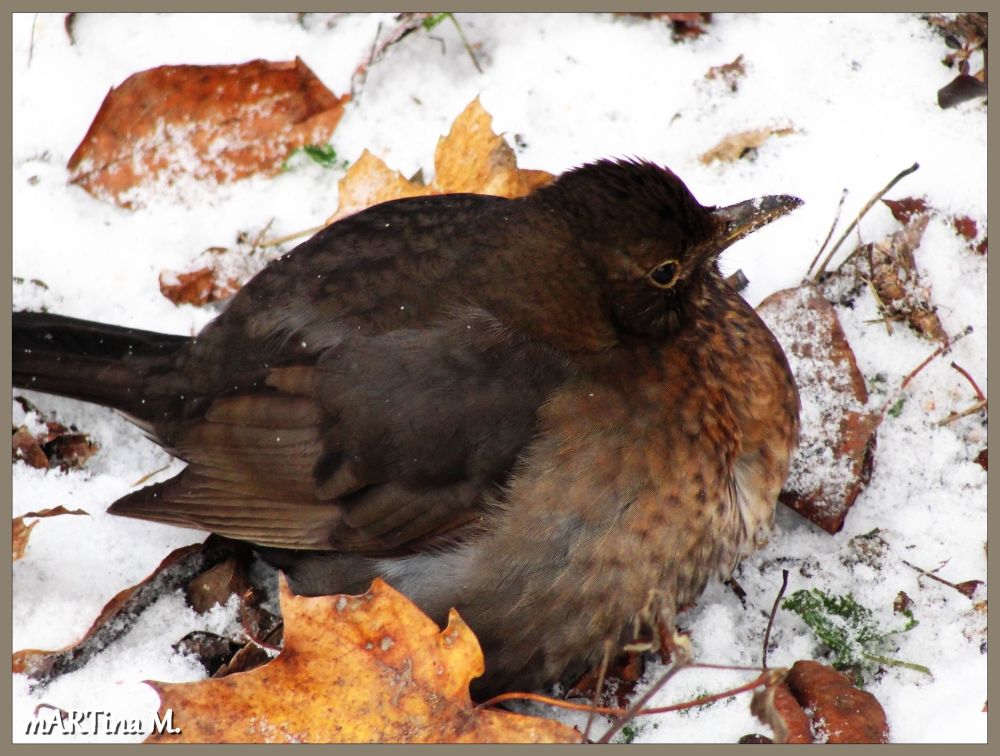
top-left (712, 194), bottom-right (803, 251)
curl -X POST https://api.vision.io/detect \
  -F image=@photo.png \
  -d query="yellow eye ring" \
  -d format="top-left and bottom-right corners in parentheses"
top-left (648, 259), bottom-right (680, 289)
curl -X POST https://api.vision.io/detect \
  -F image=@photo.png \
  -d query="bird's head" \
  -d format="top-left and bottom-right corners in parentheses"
top-left (537, 159), bottom-right (802, 339)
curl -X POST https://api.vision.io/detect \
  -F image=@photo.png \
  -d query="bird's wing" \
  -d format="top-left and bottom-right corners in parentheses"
top-left (108, 312), bottom-right (570, 554)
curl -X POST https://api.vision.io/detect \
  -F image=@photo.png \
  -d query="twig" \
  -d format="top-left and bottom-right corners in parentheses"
top-left (813, 162), bottom-right (920, 280)
top-left (950, 362), bottom-right (986, 401)
top-left (806, 187), bottom-right (848, 277)
top-left (28, 13), bottom-right (39, 66)
top-left (583, 639), bottom-right (614, 743)
top-left (938, 398), bottom-right (988, 426)
top-left (762, 569), bottom-right (790, 669)
top-left (259, 224), bottom-right (326, 249)
top-left (447, 13), bottom-right (483, 73)
top-left (870, 326), bottom-right (973, 422)
top-left (598, 658), bottom-right (689, 744)
top-left (249, 218), bottom-right (275, 253)
top-left (901, 558), bottom-right (976, 597)
top-left (630, 671), bottom-right (775, 717)
top-left (130, 463), bottom-right (172, 488)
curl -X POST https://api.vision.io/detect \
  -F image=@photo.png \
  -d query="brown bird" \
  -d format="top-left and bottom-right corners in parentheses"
top-left (13, 159), bottom-right (800, 698)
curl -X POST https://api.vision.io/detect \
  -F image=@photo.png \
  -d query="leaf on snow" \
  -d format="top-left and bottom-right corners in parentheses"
top-left (756, 285), bottom-right (880, 533)
top-left (147, 577), bottom-right (580, 743)
top-left (67, 58), bottom-right (349, 208)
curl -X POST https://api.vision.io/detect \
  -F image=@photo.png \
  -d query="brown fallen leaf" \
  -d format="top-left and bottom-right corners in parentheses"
top-left (699, 126), bottom-right (795, 164)
top-left (326, 149), bottom-right (433, 223)
top-left (705, 54), bottom-right (746, 92)
top-left (148, 577), bottom-right (580, 743)
top-left (67, 58), bottom-right (349, 208)
top-left (432, 97), bottom-right (554, 198)
top-left (14, 538), bottom-right (233, 684)
top-left (159, 267), bottom-right (242, 307)
top-left (868, 215), bottom-right (946, 342)
top-left (975, 448), bottom-right (987, 470)
top-left (327, 97), bottom-right (553, 225)
top-left (12, 507), bottom-right (90, 562)
top-left (882, 196), bottom-right (929, 225)
top-left (757, 285), bottom-right (879, 534)
top-left (13, 518), bottom-right (37, 562)
top-left (784, 660), bottom-right (889, 743)
top-left (12, 426), bottom-right (49, 469)
top-left (13, 399), bottom-right (99, 470)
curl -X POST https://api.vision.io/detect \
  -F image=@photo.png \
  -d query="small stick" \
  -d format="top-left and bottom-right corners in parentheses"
top-left (938, 398), bottom-right (988, 426)
top-left (813, 162), bottom-right (920, 280)
top-left (806, 187), bottom-right (849, 277)
top-left (447, 13), bottom-right (483, 73)
top-left (130, 463), bottom-right (172, 488)
top-left (597, 661), bottom-right (688, 743)
top-left (259, 224), bottom-right (327, 249)
top-left (762, 569), bottom-right (790, 669)
top-left (901, 558), bottom-right (969, 593)
top-left (950, 362), bottom-right (986, 401)
top-left (583, 639), bottom-right (614, 743)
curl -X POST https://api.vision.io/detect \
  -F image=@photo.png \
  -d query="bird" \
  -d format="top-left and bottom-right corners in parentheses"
top-left (13, 158), bottom-right (801, 699)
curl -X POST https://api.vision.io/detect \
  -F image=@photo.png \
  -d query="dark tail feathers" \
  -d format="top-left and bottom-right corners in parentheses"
top-left (13, 311), bottom-right (190, 421)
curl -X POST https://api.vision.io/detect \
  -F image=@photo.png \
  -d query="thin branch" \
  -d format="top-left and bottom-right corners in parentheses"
top-left (448, 13), bottom-right (483, 73)
top-left (813, 162), bottom-right (920, 279)
top-left (597, 661), bottom-right (689, 743)
top-left (583, 639), bottom-right (614, 743)
top-left (950, 361), bottom-right (986, 401)
top-left (259, 223), bottom-right (326, 249)
top-left (937, 398), bottom-right (988, 426)
top-left (806, 187), bottom-right (848, 277)
top-left (762, 569), bottom-right (790, 668)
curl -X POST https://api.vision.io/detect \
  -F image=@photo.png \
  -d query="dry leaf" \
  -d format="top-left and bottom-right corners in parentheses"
top-left (14, 539), bottom-right (231, 684)
top-left (699, 126), bottom-right (794, 164)
top-left (13, 518), bottom-right (37, 561)
top-left (12, 508), bottom-right (90, 562)
top-left (326, 149), bottom-right (433, 223)
top-left (67, 58), bottom-right (349, 208)
top-left (705, 54), bottom-right (746, 91)
top-left (433, 97), bottom-right (552, 197)
top-left (148, 577), bottom-right (580, 743)
top-left (12, 427), bottom-right (49, 469)
top-left (13, 400), bottom-right (99, 470)
top-left (882, 196), bottom-right (929, 225)
top-left (159, 267), bottom-right (242, 307)
top-left (784, 660), bottom-right (889, 743)
top-left (868, 215), bottom-right (946, 342)
top-left (326, 98), bottom-right (553, 225)
top-left (757, 285), bottom-right (879, 534)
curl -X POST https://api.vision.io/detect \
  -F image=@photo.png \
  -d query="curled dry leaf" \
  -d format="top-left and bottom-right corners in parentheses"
top-left (432, 97), bottom-right (554, 198)
top-left (327, 97), bottom-right (554, 225)
top-left (882, 196), bottom-right (929, 225)
top-left (159, 267), bottom-right (242, 308)
top-left (326, 149), bottom-right (433, 223)
top-left (868, 215), bottom-right (946, 342)
top-left (699, 126), bottom-right (795, 164)
top-left (67, 58), bottom-right (349, 208)
top-left (784, 660), bottom-right (889, 743)
top-left (147, 577), bottom-right (580, 743)
top-left (13, 518), bottom-right (37, 562)
top-left (13, 398), bottom-right (99, 471)
top-left (14, 538), bottom-right (231, 685)
top-left (705, 54), bottom-right (746, 91)
top-left (13, 507), bottom-right (91, 562)
top-left (757, 285), bottom-right (879, 534)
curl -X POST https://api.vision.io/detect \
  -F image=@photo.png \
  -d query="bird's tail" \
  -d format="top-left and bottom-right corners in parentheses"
top-left (13, 311), bottom-right (191, 423)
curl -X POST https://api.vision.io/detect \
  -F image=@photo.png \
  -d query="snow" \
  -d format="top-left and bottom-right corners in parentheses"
top-left (11, 12), bottom-right (987, 743)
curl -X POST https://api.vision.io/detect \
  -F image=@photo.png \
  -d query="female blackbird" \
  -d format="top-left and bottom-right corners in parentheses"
top-left (13, 158), bottom-right (801, 698)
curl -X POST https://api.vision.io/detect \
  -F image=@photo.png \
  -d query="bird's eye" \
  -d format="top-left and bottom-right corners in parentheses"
top-left (648, 260), bottom-right (680, 289)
